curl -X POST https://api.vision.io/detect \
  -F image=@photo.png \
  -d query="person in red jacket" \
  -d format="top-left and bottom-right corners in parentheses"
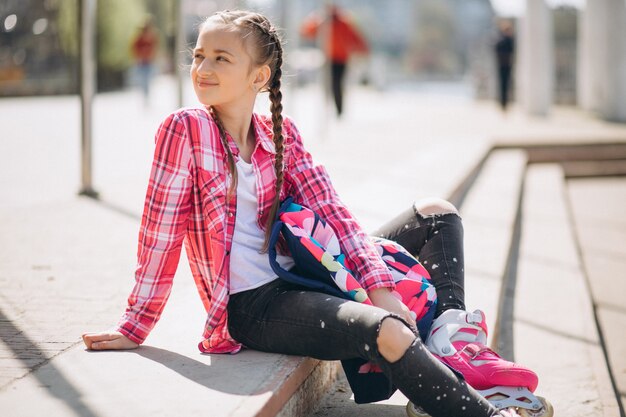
top-left (301, 6), bottom-right (369, 117)
top-left (131, 18), bottom-right (159, 105)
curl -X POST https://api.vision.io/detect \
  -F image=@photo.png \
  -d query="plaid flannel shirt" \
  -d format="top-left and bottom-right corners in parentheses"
top-left (117, 108), bottom-right (395, 353)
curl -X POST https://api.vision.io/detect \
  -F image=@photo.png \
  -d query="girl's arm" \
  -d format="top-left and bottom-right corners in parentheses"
top-left (84, 112), bottom-right (194, 350)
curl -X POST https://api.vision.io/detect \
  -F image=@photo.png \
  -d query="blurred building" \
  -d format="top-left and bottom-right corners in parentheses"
top-left (0, 0), bottom-right (580, 100)
top-left (0, 0), bottom-right (77, 96)
top-left (554, 6), bottom-right (577, 105)
top-left (0, 0), bottom-right (178, 97)
top-left (238, 0), bottom-right (496, 90)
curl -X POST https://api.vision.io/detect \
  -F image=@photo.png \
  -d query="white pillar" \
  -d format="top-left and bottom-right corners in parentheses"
top-left (579, 0), bottom-right (626, 122)
top-left (517, 0), bottom-right (553, 116)
top-left (599, 0), bottom-right (626, 121)
top-left (577, 0), bottom-right (601, 111)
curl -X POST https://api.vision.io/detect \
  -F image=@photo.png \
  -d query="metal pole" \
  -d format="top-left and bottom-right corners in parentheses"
top-left (79, 0), bottom-right (98, 198)
top-left (321, 0), bottom-right (333, 136)
top-left (277, 0), bottom-right (292, 109)
top-left (175, 0), bottom-right (185, 109)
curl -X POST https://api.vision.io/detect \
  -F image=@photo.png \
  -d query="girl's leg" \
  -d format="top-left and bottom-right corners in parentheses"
top-left (371, 197), bottom-right (465, 317)
top-left (228, 279), bottom-right (497, 417)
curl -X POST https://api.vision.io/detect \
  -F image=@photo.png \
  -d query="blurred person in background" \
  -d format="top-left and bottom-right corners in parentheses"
top-left (131, 17), bottom-right (159, 105)
top-left (494, 20), bottom-right (515, 111)
top-left (301, 5), bottom-right (369, 118)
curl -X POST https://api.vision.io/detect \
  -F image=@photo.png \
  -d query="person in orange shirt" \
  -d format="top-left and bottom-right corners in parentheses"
top-left (301, 6), bottom-right (369, 117)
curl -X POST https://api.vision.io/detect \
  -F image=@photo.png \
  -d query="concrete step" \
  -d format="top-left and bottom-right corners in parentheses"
top-left (513, 164), bottom-right (621, 417)
top-left (561, 159), bottom-right (626, 178)
top-left (460, 149), bottom-right (527, 351)
top-left (567, 177), bottom-right (626, 413)
top-left (497, 142), bottom-right (626, 164)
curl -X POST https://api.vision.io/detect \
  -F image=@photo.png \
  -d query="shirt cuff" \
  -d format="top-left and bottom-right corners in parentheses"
top-left (360, 269), bottom-right (396, 293)
top-left (116, 316), bottom-right (149, 345)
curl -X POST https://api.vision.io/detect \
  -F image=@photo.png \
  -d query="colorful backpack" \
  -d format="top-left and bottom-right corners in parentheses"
top-left (268, 197), bottom-right (438, 403)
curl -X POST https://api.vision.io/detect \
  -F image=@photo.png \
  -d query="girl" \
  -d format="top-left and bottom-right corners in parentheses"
top-left (83, 10), bottom-right (523, 417)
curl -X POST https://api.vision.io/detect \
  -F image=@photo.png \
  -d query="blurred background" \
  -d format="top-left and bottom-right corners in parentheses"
top-left (1, 2), bottom-right (625, 415)
top-left (0, 0), bottom-right (586, 107)
top-left (3, 0), bottom-right (624, 233)
top-left (5, 0), bottom-right (621, 216)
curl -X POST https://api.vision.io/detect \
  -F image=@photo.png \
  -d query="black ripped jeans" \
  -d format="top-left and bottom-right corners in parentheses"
top-left (227, 204), bottom-right (499, 417)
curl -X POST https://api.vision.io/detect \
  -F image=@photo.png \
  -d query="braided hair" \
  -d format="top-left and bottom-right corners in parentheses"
top-left (202, 11), bottom-right (285, 252)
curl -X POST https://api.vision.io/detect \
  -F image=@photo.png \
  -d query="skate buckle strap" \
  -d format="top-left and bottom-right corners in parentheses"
top-left (460, 342), bottom-right (492, 360)
top-left (466, 310), bottom-right (488, 334)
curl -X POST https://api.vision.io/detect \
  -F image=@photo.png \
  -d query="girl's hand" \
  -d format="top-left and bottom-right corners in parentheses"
top-left (82, 331), bottom-right (139, 350)
top-left (368, 287), bottom-right (417, 330)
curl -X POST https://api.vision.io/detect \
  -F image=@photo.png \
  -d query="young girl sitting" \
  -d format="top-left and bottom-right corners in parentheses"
top-left (83, 10), bottom-right (535, 417)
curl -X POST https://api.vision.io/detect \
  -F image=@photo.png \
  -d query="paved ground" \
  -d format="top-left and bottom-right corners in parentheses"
top-left (1, 75), bottom-right (625, 416)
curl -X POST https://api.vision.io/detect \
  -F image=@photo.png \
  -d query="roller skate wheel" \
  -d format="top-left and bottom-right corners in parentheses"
top-left (406, 401), bottom-right (430, 417)
top-left (517, 397), bottom-right (554, 417)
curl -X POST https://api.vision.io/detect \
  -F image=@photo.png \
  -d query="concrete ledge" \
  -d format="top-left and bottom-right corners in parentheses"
top-left (0, 325), bottom-right (338, 417)
top-left (494, 142), bottom-right (626, 163)
top-left (514, 164), bottom-right (620, 417)
top-left (561, 159), bottom-right (626, 178)
top-left (567, 178), bottom-right (626, 413)
top-left (459, 149), bottom-right (527, 348)
top-left (234, 358), bottom-right (340, 417)
top-left (276, 360), bottom-right (340, 417)
top-left (0, 197), bottom-right (340, 417)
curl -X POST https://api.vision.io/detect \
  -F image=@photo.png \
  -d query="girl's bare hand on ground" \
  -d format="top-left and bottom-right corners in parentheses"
top-left (82, 331), bottom-right (139, 350)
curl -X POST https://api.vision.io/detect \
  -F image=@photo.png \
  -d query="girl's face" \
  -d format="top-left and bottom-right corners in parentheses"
top-left (191, 22), bottom-right (268, 108)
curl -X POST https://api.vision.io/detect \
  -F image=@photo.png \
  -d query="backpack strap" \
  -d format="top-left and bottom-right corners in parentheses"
top-left (267, 199), bottom-right (348, 298)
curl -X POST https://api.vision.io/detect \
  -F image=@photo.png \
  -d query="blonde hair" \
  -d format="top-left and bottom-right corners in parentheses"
top-left (202, 10), bottom-right (284, 252)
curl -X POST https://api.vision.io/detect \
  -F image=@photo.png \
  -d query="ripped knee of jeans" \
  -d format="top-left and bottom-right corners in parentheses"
top-left (376, 313), bottom-right (415, 337)
top-left (374, 313), bottom-right (418, 363)
top-left (413, 197), bottom-right (460, 218)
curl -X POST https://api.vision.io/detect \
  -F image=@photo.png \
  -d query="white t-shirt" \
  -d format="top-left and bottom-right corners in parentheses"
top-left (229, 157), bottom-right (295, 294)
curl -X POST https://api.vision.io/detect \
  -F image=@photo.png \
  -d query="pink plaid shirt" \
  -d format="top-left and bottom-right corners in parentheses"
top-left (117, 108), bottom-right (395, 353)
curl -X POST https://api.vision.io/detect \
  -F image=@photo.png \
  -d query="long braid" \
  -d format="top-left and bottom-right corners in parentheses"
top-left (202, 11), bottom-right (285, 252)
top-left (208, 106), bottom-right (237, 199)
top-left (261, 36), bottom-right (284, 252)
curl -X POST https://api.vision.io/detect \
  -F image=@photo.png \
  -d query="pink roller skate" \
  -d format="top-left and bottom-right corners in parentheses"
top-left (406, 309), bottom-right (553, 417)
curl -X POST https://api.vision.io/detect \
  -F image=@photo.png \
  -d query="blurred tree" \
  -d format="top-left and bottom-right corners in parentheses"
top-left (97, 0), bottom-right (147, 90)
top-left (57, 0), bottom-right (147, 91)
top-left (58, 0), bottom-right (79, 59)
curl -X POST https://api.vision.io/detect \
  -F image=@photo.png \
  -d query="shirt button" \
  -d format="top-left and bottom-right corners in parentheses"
top-left (206, 325), bottom-right (213, 331)
top-left (228, 212), bottom-right (233, 217)
top-left (210, 187), bottom-right (216, 192)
